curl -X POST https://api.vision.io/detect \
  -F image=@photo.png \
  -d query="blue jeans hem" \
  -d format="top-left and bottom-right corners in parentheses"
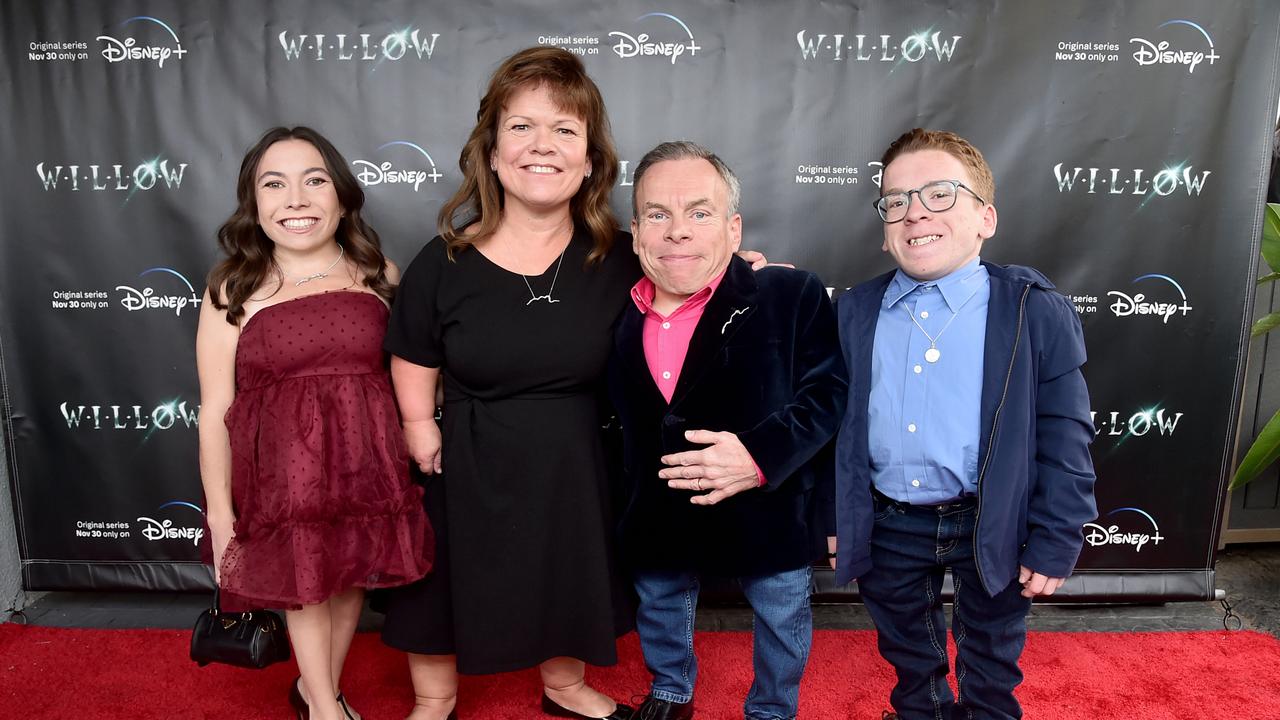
top-left (650, 689), bottom-right (692, 704)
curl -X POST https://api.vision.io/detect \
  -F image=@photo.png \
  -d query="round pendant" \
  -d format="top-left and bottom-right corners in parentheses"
top-left (924, 347), bottom-right (941, 363)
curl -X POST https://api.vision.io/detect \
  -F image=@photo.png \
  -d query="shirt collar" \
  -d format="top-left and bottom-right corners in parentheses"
top-left (883, 256), bottom-right (986, 313)
top-left (630, 268), bottom-right (728, 319)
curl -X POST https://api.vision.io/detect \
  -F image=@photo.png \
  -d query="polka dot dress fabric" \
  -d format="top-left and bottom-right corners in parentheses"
top-left (219, 291), bottom-right (433, 611)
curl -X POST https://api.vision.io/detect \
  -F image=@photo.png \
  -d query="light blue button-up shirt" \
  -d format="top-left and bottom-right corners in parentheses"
top-left (868, 257), bottom-right (989, 504)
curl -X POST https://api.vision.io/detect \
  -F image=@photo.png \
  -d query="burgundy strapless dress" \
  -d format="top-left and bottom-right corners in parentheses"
top-left (218, 291), bottom-right (433, 611)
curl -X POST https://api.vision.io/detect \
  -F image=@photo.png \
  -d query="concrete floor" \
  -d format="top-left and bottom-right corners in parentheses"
top-left (1213, 542), bottom-right (1280, 637)
top-left (9, 544), bottom-right (1279, 637)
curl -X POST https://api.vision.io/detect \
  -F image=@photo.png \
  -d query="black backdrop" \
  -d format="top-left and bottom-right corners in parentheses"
top-left (2, 1), bottom-right (1278, 598)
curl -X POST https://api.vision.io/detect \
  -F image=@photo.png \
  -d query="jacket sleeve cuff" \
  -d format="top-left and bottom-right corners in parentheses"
top-left (1019, 535), bottom-right (1083, 580)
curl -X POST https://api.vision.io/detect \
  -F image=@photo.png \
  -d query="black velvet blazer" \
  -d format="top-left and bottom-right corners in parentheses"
top-left (608, 256), bottom-right (848, 577)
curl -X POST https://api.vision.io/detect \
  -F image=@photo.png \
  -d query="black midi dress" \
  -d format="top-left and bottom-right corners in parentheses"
top-left (380, 230), bottom-right (638, 673)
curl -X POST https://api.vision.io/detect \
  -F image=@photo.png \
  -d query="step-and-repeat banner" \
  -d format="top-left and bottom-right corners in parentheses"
top-left (2, 1), bottom-right (1278, 597)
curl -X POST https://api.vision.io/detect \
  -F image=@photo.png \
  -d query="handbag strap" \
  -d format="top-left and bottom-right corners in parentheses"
top-left (210, 588), bottom-right (260, 622)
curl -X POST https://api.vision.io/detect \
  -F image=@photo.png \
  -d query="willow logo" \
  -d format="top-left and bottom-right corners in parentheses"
top-left (1107, 275), bottom-right (1192, 324)
top-left (60, 400), bottom-right (199, 431)
top-left (1090, 408), bottom-right (1183, 438)
top-left (609, 13), bottom-right (701, 64)
top-left (137, 501), bottom-right (205, 546)
top-left (1084, 508), bottom-right (1165, 553)
top-left (279, 27), bottom-right (439, 61)
top-left (797, 30), bottom-right (961, 62)
top-left (353, 142), bottom-right (442, 191)
top-left (116, 268), bottom-right (203, 317)
top-left (1130, 20), bottom-right (1218, 74)
top-left (1052, 163), bottom-right (1210, 197)
top-left (35, 157), bottom-right (188, 192)
top-left (97, 16), bottom-right (187, 68)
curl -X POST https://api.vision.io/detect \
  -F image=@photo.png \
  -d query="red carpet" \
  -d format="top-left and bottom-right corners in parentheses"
top-left (2, 625), bottom-right (1278, 718)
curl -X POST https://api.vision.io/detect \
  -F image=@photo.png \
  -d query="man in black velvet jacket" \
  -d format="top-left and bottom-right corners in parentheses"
top-left (608, 141), bottom-right (848, 720)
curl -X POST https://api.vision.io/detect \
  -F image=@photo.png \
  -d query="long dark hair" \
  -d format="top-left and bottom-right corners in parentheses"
top-left (438, 47), bottom-right (620, 265)
top-left (207, 126), bottom-right (393, 324)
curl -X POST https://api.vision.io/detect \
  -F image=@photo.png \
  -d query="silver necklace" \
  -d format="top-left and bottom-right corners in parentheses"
top-left (902, 299), bottom-right (959, 363)
top-left (286, 245), bottom-right (344, 286)
top-left (521, 248), bottom-right (566, 305)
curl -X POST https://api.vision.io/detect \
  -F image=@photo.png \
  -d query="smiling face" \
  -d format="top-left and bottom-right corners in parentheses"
top-left (254, 139), bottom-right (343, 253)
top-left (491, 83), bottom-right (591, 216)
top-left (880, 149), bottom-right (997, 282)
top-left (631, 158), bottom-right (742, 307)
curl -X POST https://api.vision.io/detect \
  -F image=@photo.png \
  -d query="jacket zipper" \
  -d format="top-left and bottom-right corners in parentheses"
top-left (973, 283), bottom-right (1031, 592)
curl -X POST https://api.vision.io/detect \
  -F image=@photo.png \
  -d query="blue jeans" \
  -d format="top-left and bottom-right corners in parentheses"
top-left (858, 494), bottom-right (1033, 720)
top-left (633, 566), bottom-right (813, 720)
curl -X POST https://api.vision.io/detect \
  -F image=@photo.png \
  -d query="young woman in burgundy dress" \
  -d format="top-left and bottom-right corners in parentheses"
top-left (196, 126), bottom-right (433, 720)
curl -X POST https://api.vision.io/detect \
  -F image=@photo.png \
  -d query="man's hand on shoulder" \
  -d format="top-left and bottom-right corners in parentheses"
top-left (734, 249), bottom-right (795, 270)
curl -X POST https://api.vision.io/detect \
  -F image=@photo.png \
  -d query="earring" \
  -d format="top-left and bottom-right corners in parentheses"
top-left (584, 169), bottom-right (592, 178)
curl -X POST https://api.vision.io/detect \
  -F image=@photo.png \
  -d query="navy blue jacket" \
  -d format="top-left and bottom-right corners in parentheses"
top-left (609, 257), bottom-right (848, 577)
top-left (833, 262), bottom-right (1097, 596)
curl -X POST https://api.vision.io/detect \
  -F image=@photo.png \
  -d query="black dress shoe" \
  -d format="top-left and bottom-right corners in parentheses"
top-left (636, 695), bottom-right (693, 720)
top-left (541, 692), bottom-right (635, 719)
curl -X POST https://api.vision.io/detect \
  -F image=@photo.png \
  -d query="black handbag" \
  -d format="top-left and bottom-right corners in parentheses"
top-left (190, 589), bottom-right (291, 669)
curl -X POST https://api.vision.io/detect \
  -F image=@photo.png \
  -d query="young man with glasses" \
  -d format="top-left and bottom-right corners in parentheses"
top-left (831, 129), bottom-right (1097, 720)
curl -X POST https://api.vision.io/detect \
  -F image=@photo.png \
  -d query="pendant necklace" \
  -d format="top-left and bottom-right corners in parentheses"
top-left (287, 245), bottom-right (345, 286)
top-left (521, 248), bottom-right (566, 305)
top-left (902, 300), bottom-right (959, 363)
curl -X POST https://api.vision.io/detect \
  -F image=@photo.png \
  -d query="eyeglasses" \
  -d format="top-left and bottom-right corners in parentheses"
top-left (873, 180), bottom-right (987, 223)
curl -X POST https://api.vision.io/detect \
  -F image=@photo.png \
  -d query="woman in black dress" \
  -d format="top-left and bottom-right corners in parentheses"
top-left (380, 47), bottom-right (638, 720)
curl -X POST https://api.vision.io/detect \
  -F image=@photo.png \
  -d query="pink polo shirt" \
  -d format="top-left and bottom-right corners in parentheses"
top-left (629, 270), bottom-right (765, 486)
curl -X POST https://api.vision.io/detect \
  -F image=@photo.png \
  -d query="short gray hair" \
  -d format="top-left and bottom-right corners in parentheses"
top-left (631, 140), bottom-right (741, 219)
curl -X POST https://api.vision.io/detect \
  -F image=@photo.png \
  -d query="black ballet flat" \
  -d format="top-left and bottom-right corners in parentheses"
top-left (288, 676), bottom-right (309, 720)
top-left (541, 693), bottom-right (635, 720)
top-left (406, 704), bottom-right (457, 720)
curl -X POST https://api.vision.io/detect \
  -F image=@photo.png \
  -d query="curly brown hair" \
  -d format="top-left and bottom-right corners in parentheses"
top-left (438, 47), bottom-right (620, 265)
top-left (207, 126), bottom-right (393, 324)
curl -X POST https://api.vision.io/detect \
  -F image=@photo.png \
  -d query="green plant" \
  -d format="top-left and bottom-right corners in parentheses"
top-left (1231, 201), bottom-right (1280, 490)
